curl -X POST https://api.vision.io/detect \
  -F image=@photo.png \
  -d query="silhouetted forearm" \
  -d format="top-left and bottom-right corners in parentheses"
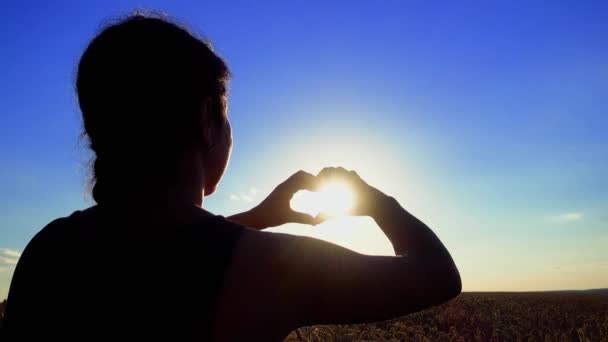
top-left (227, 210), bottom-right (265, 230)
top-left (372, 195), bottom-right (461, 290)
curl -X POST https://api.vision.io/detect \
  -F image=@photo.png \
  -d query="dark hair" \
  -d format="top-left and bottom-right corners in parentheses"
top-left (77, 14), bottom-right (230, 204)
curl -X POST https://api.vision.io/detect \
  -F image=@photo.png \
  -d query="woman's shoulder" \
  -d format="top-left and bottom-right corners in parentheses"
top-left (22, 207), bottom-right (249, 259)
top-left (26, 211), bottom-right (83, 248)
top-left (9, 211), bottom-right (83, 293)
top-left (12, 211), bottom-right (84, 269)
top-left (176, 215), bottom-right (248, 254)
top-left (195, 214), bottom-right (248, 235)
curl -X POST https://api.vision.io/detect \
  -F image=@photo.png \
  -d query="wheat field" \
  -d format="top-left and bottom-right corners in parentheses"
top-left (1, 292), bottom-right (607, 341)
top-left (284, 292), bottom-right (608, 342)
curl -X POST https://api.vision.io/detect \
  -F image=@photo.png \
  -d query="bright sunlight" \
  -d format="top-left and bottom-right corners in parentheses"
top-left (291, 181), bottom-right (354, 217)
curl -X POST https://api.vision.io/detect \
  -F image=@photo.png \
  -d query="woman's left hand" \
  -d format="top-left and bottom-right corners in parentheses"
top-left (227, 170), bottom-right (320, 229)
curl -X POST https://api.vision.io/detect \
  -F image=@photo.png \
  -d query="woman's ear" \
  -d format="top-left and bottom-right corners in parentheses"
top-left (199, 97), bottom-right (215, 150)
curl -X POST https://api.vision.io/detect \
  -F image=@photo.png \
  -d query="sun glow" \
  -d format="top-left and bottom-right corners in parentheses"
top-left (291, 181), bottom-right (354, 217)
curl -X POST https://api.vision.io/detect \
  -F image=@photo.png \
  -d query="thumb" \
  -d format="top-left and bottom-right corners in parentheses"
top-left (312, 211), bottom-right (334, 226)
top-left (289, 210), bottom-right (316, 225)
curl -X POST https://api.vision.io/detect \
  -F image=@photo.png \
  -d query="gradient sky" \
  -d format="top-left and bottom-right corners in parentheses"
top-left (1, 1), bottom-right (607, 299)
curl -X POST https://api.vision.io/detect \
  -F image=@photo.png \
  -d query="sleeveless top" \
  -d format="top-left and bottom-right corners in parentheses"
top-left (2, 208), bottom-right (245, 340)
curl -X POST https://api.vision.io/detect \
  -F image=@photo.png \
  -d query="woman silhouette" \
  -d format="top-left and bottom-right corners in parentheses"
top-left (3, 14), bottom-right (460, 341)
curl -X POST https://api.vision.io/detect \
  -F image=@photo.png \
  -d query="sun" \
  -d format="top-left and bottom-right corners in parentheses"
top-left (317, 182), bottom-right (354, 215)
top-left (291, 181), bottom-right (354, 217)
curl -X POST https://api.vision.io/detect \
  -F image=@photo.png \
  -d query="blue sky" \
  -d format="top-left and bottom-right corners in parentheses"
top-left (1, 1), bottom-right (607, 298)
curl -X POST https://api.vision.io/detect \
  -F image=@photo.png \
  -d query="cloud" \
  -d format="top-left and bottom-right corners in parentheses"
top-left (1, 249), bottom-right (20, 258)
top-left (0, 257), bottom-right (18, 265)
top-left (0, 249), bottom-right (21, 272)
top-left (552, 261), bottom-right (608, 272)
top-left (555, 212), bottom-right (583, 221)
top-left (230, 187), bottom-right (258, 203)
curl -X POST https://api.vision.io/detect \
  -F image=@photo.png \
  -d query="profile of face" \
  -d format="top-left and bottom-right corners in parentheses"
top-left (201, 101), bottom-right (233, 196)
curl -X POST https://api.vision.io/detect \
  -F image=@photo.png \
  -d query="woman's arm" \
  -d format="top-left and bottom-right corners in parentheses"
top-left (317, 167), bottom-right (460, 279)
top-left (212, 168), bottom-right (461, 340)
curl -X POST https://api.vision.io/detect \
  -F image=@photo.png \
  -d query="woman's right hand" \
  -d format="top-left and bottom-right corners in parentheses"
top-left (314, 167), bottom-right (391, 223)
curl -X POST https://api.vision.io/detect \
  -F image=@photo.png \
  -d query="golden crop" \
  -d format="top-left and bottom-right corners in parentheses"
top-left (1, 292), bottom-right (606, 341)
top-left (284, 292), bottom-right (608, 342)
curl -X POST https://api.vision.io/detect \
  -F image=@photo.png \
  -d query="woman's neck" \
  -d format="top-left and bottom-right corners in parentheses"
top-left (97, 180), bottom-right (213, 226)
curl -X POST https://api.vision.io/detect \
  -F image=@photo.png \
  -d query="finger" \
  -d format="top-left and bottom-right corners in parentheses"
top-left (288, 210), bottom-right (316, 225)
top-left (280, 170), bottom-right (319, 193)
top-left (316, 167), bottom-right (337, 181)
top-left (317, 167), bottom-right (353, 183)
top-left (317, 166), bottom-right (349, 177)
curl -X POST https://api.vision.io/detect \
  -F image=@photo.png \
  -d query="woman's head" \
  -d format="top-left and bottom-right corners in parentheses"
top-left (77, 14), bottom-right (231, 205)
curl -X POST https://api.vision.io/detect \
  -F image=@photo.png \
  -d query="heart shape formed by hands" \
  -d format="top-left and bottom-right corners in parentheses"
top-left (247, 168), bottom-right (371, 228)
top-left (290, 181), bottom-right (354, 218)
